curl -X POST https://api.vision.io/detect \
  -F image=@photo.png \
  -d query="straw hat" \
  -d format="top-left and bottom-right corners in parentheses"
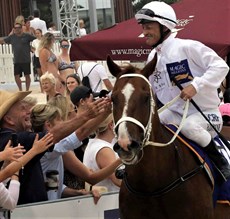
top-left (0, 90), bottom-right (31, 120)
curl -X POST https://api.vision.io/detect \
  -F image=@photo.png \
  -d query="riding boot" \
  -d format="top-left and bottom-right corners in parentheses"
top-left (203, 140), bottom-right (230, 182)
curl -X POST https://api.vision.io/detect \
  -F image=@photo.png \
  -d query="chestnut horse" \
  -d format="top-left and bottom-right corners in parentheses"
top-left (107, 56), bottom-right (230, 219)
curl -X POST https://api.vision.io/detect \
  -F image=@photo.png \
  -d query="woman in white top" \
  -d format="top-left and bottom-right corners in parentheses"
top-left (0, 134), bottom-right (53, 219)
top-left (0, 142), bottom-right (23, 218)
top-left (83, 114), bottom-right (121, 192)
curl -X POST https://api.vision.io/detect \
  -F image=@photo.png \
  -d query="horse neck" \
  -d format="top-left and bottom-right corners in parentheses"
top-left (126, 112), bottom-right (190, 188)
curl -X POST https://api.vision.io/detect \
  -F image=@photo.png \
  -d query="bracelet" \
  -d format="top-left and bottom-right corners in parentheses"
top-left (17, 160), bottom-right (24, 175)
top-left (12, 174), bottom-right (19, 178)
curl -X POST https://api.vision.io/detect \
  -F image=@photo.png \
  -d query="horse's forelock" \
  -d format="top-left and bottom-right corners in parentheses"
top-left (120, 64), bottom-right (141, 75)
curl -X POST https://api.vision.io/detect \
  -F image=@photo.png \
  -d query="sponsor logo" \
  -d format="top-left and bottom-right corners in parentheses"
top-left (111, 48), bottom-right (151, 58)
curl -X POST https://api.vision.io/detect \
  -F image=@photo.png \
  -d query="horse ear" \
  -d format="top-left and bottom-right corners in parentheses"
top-left (141, 53), bottom-right (157, 78)
top-left (107, 55), bottom-right (122, 78)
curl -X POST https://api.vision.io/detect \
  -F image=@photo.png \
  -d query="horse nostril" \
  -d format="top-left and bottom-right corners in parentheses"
top-left (127, 140), bottom-right (140, 151)
top-left (113, 142), bottom-right (120, 152)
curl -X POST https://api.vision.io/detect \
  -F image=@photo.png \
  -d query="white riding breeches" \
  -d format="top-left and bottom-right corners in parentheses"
top-left (159, 108), bottom-right (223, 147)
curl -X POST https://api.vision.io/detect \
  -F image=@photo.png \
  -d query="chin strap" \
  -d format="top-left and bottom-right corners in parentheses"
top-left (152, 25), bottom-right (171, 48)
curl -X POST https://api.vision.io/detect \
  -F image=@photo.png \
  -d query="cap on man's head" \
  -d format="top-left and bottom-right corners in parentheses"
top-left (219, 103), bottom-right (230, 117)
top-left (0, 90), bottom-right (31, 121)
top-left (70, 85), bottom-right (99, 105)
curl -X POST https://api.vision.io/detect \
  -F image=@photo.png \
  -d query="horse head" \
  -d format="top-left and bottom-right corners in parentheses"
top-left (107, 55), bottom-right (157, 165)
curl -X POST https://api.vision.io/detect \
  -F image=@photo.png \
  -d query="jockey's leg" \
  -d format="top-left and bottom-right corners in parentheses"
top-left (204, 140), bottom-right (230, 181)
top-left (181, 111), bottom-right (230, 181)
top-left (159, 108), bottom-right (182, 126)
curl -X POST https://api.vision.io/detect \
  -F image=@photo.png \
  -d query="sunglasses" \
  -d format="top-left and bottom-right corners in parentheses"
top-left (61, 45), bottom-right (70, 48)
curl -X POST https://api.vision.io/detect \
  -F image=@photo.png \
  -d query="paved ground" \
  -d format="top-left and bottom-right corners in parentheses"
top-left (0, 81), bottom-right (46, 103)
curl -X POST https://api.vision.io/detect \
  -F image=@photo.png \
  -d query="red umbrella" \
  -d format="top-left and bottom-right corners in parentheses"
top-left (70, 0), bottom-right (230, 61)
top-left (70, 18), bottom-right (151, 61)
top-left (173, 0), bottom-right (230, 59)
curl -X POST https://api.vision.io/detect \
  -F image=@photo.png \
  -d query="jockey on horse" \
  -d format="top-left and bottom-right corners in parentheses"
top-left (135, 1), bottom-right (230, 181)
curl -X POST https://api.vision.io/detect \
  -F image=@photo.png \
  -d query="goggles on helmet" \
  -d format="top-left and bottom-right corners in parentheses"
top-left (136, 8), bottom-right (177, 25)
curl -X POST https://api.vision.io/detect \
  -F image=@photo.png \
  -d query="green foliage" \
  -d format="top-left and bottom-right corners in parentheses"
top-left (21, 0), bottom-right (53, 27)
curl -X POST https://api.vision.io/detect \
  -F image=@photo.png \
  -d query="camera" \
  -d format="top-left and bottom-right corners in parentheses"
top-left (99, 89), bottom-right (110, 98)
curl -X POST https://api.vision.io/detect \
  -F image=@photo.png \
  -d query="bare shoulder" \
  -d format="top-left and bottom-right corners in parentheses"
top-left (39, 48), bottom-right (49, 56)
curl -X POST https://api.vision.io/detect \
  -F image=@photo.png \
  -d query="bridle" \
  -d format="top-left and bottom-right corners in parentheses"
top-left (113, 73), bottom-right (206, 197)
top-left (113, 73), bottom-right (155, 148)
top-left (113, 73), bottom-right (189, 149)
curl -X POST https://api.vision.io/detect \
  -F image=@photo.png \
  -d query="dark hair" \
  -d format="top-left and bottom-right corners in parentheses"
top-left (66, 74), bottom-right (81, 94)
top-left (35, 28), bottom-right (42, 34)
top-left (66, 74), bottom-right (81, 84)
top-left (49, 22), bottom-right (55, 28)
top-left (28, 15), bottom-right (34, 21)
top-left (60, 38), bottom-right (69, 45)
top-left (33, 9), bottom-right (40, 17)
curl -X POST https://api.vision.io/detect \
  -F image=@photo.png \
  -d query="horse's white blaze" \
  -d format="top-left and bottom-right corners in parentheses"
top-left (117, 83), bottom-right (134, 150)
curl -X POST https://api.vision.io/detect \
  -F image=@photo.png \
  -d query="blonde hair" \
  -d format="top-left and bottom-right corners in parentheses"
top-left (79, 19), bottom-right (85, 28)
top-left (48, 95), bottom-right (70, 121)
top-left (39, 32), bottom-right (55, 50)
top-left (31, 104), bottom-right (61, 132)
top-left (22, 96), bottom-right (37, 107)
top-left (40, 72), bottom-right (56, 85)
top-left (15, 15), bottom-right (25, 25)
top-left (96, 114), bottom-right (113, 134)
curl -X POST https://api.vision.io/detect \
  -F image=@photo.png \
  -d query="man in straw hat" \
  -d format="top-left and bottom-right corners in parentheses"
top-left (0, 89), bottom-right (110, 204)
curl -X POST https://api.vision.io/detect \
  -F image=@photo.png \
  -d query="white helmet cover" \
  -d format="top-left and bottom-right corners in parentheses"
top-left (135, 1), bottom-right (177, 30)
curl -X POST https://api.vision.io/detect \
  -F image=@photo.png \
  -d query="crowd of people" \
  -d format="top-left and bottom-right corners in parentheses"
top-left (0, 8), bottom-right (118, 217)
top-left (0, 9), bottom-right (89, 93)
top-left (0, 1), bottom-right (230, 217)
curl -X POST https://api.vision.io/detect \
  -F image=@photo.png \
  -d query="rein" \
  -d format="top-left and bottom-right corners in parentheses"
top-left (123, 161), bottom-right (206, 197)
top-left (114, 73), bottom-right (155, 147)
top-left (114, 73), bottom-right (189, 149)
top-left (114, 73), bottom-right (206, 197)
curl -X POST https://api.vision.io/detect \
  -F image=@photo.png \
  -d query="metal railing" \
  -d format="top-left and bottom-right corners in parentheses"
top-left (0, 43), bottom-right (61, 84)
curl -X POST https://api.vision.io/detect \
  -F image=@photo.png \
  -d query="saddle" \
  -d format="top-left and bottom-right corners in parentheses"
top-left (166, 124), bottom-right (230, 206)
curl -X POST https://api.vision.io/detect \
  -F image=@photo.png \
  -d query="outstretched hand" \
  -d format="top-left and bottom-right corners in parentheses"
top-left (86, 98), bottom-right (112, 119)
top-left (0, 140), bottom-right (25, 162)
top-left (80, 188), bottom-right (101, 205)
top-left (91, 188), bottom-right (101, 205)
top-left (31, 133), bottom-right (54, 154)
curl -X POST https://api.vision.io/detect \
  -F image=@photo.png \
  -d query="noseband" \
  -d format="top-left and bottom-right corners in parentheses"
top-left (113, 74), bottom-right (190, 149)
top-left (114, 73), bottom-right (155, 148)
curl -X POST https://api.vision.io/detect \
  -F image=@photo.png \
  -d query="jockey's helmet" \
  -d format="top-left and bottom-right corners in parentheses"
top-left (135, 1), bottom-right (177, 30)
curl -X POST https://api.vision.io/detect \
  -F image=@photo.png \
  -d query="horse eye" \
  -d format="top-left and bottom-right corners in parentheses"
top-left (143, 92), bottom-right (151, 103)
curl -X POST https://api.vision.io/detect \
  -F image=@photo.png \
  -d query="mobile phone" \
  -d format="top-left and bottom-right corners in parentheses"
top-left (11, 133), bottom-right (18, 147)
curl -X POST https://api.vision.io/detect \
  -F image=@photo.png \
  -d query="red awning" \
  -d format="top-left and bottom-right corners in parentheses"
top-left (70, 0), bottom-right (230, 61)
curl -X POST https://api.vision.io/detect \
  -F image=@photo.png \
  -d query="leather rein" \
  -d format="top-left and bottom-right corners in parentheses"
top-left (114, 73), bottom-right (206, 197)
